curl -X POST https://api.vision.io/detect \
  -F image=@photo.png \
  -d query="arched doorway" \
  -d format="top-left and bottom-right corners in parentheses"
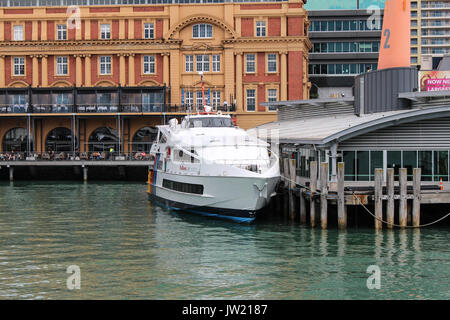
top-left (132, 126), bottom-right (158, 152)
top-left (45, 127), bottom-right (75, 152)
top-left (88, 127), bottom-right (118, 152)
top-left (2, 127), bottom-right (32, 152)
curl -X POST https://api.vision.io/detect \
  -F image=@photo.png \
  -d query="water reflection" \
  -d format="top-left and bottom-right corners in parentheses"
top-left (0, 182), bottom-right (449, 299)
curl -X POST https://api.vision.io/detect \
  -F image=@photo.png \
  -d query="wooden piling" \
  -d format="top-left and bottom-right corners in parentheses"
top-left (289, 159), bottom-right (296, 220)
top-left (374, 168), bottom-right (383, 230)
top-left (399, 168), bottom-right (408, 227)
top-left (299, 188), bottom-right (306, 224)
top-left (413, 168), bottom-right (421, 227)
top-left (386, 168), bottom-right (395, 229)
top-left (337, 162), bottom-right (346, 229)
top-left (8, 166), bottom-right (13, 182)
top-left (283, 158), bottom-right (290, 217)
top-left (310, 161), bottom-right (317, 227)
top-left (83, 166), bottom-right (88, 182)
top-left (320, 162), bottom-right (328, 229)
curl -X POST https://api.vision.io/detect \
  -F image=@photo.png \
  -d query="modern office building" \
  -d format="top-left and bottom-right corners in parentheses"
top-left (305, 0), bottom-right (384, 98)
top-left (410, 0), bottom-right (450, 69)
top-left (0, 0), bottom-right (311, 155)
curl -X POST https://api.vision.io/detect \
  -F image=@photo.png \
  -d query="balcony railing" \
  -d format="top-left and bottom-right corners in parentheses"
top-left (0, 151), bottom-right (154, 162)
top-left (0, 103), bottom-right (236, 114)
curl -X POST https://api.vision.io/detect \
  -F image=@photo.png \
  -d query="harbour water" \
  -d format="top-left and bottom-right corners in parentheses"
top-left (0, 182), bottom-right (449, 300)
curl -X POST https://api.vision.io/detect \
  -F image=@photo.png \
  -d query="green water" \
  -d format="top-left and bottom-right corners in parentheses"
top-left (0, 182), bottom-right (449, 300)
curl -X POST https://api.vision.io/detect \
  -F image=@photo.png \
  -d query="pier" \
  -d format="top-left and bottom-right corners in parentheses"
top-left (278, 159), bottom-right (450, 229)
top-left (0, 154), bottom-right (153, 181)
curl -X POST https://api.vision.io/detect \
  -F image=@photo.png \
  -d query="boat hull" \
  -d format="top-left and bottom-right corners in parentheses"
top-left (147, 174), bottom-right (279, 223)
top-left (147, 192), bottom-right (259, 223)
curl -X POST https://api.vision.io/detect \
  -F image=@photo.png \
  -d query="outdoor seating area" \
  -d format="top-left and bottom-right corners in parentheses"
top-left (0, 151), bottom-right (154, 161)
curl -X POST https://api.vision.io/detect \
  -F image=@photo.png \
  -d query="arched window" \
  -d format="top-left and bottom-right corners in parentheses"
top-left (132, 127), bottom-right (158, 152)
top-left (88, 127), bottom-right (118, 152)
top-left (192, 23), bottom-right (213, 38)
top-left (2, 127), bottom-right (31, 152)
top-left (46, 127), bottom-right (75, 152)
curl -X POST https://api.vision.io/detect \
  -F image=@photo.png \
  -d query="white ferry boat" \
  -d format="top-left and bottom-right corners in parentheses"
top-left (147, 111), bottom-right (280, 223)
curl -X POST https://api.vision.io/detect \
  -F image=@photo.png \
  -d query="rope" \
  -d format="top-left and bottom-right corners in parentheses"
top-left (280, 174), bottom-right (450, 228)
top-left (352, 193), bottom-right (450, 228)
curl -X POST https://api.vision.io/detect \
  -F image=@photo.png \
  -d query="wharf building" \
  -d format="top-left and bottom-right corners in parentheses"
top-left (257, 67), bottom-right (450, 185)
top-left (0, 0), bottom-right (311, 156)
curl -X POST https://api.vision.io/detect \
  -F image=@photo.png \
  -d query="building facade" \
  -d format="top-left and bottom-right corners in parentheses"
top-left (411, 0), bottom-right (450, 69)
top-left (305, 1), bottom-right (383, 99)
top-left (0, 0), bottom-right (311, 155)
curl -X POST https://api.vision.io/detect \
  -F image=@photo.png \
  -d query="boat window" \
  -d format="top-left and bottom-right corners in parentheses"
top-left (174, 148), bottom-right (191, 162)
top-left (159, 133), bottom-right (167, 144)
top-left (188, 117), bottom-right (234, 128)
top-left (163, 179), bottom-right (204, 195)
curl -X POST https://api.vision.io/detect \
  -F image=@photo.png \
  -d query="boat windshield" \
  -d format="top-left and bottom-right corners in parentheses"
top-left (188, 117), bottom-right (234, 128)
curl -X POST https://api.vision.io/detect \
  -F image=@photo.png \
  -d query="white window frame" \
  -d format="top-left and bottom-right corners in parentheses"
top-left (196, 91), bottom-right (204, 107)
top-left (100, 24), bottom-right (111, 40)
top-left (192, 23), bottom-right (213, 39)
top-left (267, 88), bottom-right (278, 111)
top-left (144, 23), bottom-right (154, 39)
top-left (13, 57), bottom-right (25, 76)
top-left (246, 54), bottom-right (256, 73)
top-left (56, 56), bottom-right (68, 76)
top-left (267, 53), bottom-right (277, 73)
top-left (185, 55), bottom-right (194, 72)
top-left (57, 24), bottom-right (67, 40)
top-left (246, 89), bottom-right (256, 112)
top-left (256, 21), bottom-right (266, 37)
top-left (212, 54), bottom-right (221, 72)
top-left (99, 56), bottom-right (112, 75)
top-left (185, 91), bottom-right (194, 106)
top-left (143, 55), bottom-right (155, 74)
top-left (13, 25), bottom-right (23, 41)
top-left (196, 55), bottom-right (209, 72)
top-left (212, 91), bottom-right (221, 109)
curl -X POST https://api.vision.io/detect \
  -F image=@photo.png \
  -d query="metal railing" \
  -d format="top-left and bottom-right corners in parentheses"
top-left (0, 151), bottom-right (154, 161)
top-left (0, 103), bottom-right (236, 114)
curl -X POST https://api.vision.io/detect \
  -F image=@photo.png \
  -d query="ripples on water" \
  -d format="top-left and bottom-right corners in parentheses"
top-left (0, 182), bottom-right (449, 300)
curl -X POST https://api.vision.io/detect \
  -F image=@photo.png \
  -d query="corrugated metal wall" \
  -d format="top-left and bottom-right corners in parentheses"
top-left (340, 118), bottom-right (450, 150)
top-left (355, 67), bottom-right (418, 115)
top-left (278, 104), bottom-right (354, 121)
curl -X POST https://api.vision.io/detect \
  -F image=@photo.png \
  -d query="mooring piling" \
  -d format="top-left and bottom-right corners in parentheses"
top-left (289, 159), bottom-right (297, 221)
top-left (374, 168), bottom-right (383, 230)
top-left (399, 168), bottom-right (408, 227)
top-left (337, 162), bottom-right (347, 229)
top-left (320, 162), bottom-right (328, 229)
top-left (309, 161), bottom-right (317, 227)
top-left (299, 187), bottom-right (306, 224)
top-left (283, 158), bottom-right (290, 217)
top-left (413, 168), bottom-right (421, 227)
top-left (386, 168), bottom-right (395, 229)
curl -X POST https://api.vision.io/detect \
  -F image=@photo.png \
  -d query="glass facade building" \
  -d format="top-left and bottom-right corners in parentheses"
top-left (305, 0), bottom-right (385, 10)
top-left (307, 5), bottom-right (383, 99)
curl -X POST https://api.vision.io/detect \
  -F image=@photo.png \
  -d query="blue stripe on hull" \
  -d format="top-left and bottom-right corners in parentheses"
top-left (148, 193), bottom-right (256, 223)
